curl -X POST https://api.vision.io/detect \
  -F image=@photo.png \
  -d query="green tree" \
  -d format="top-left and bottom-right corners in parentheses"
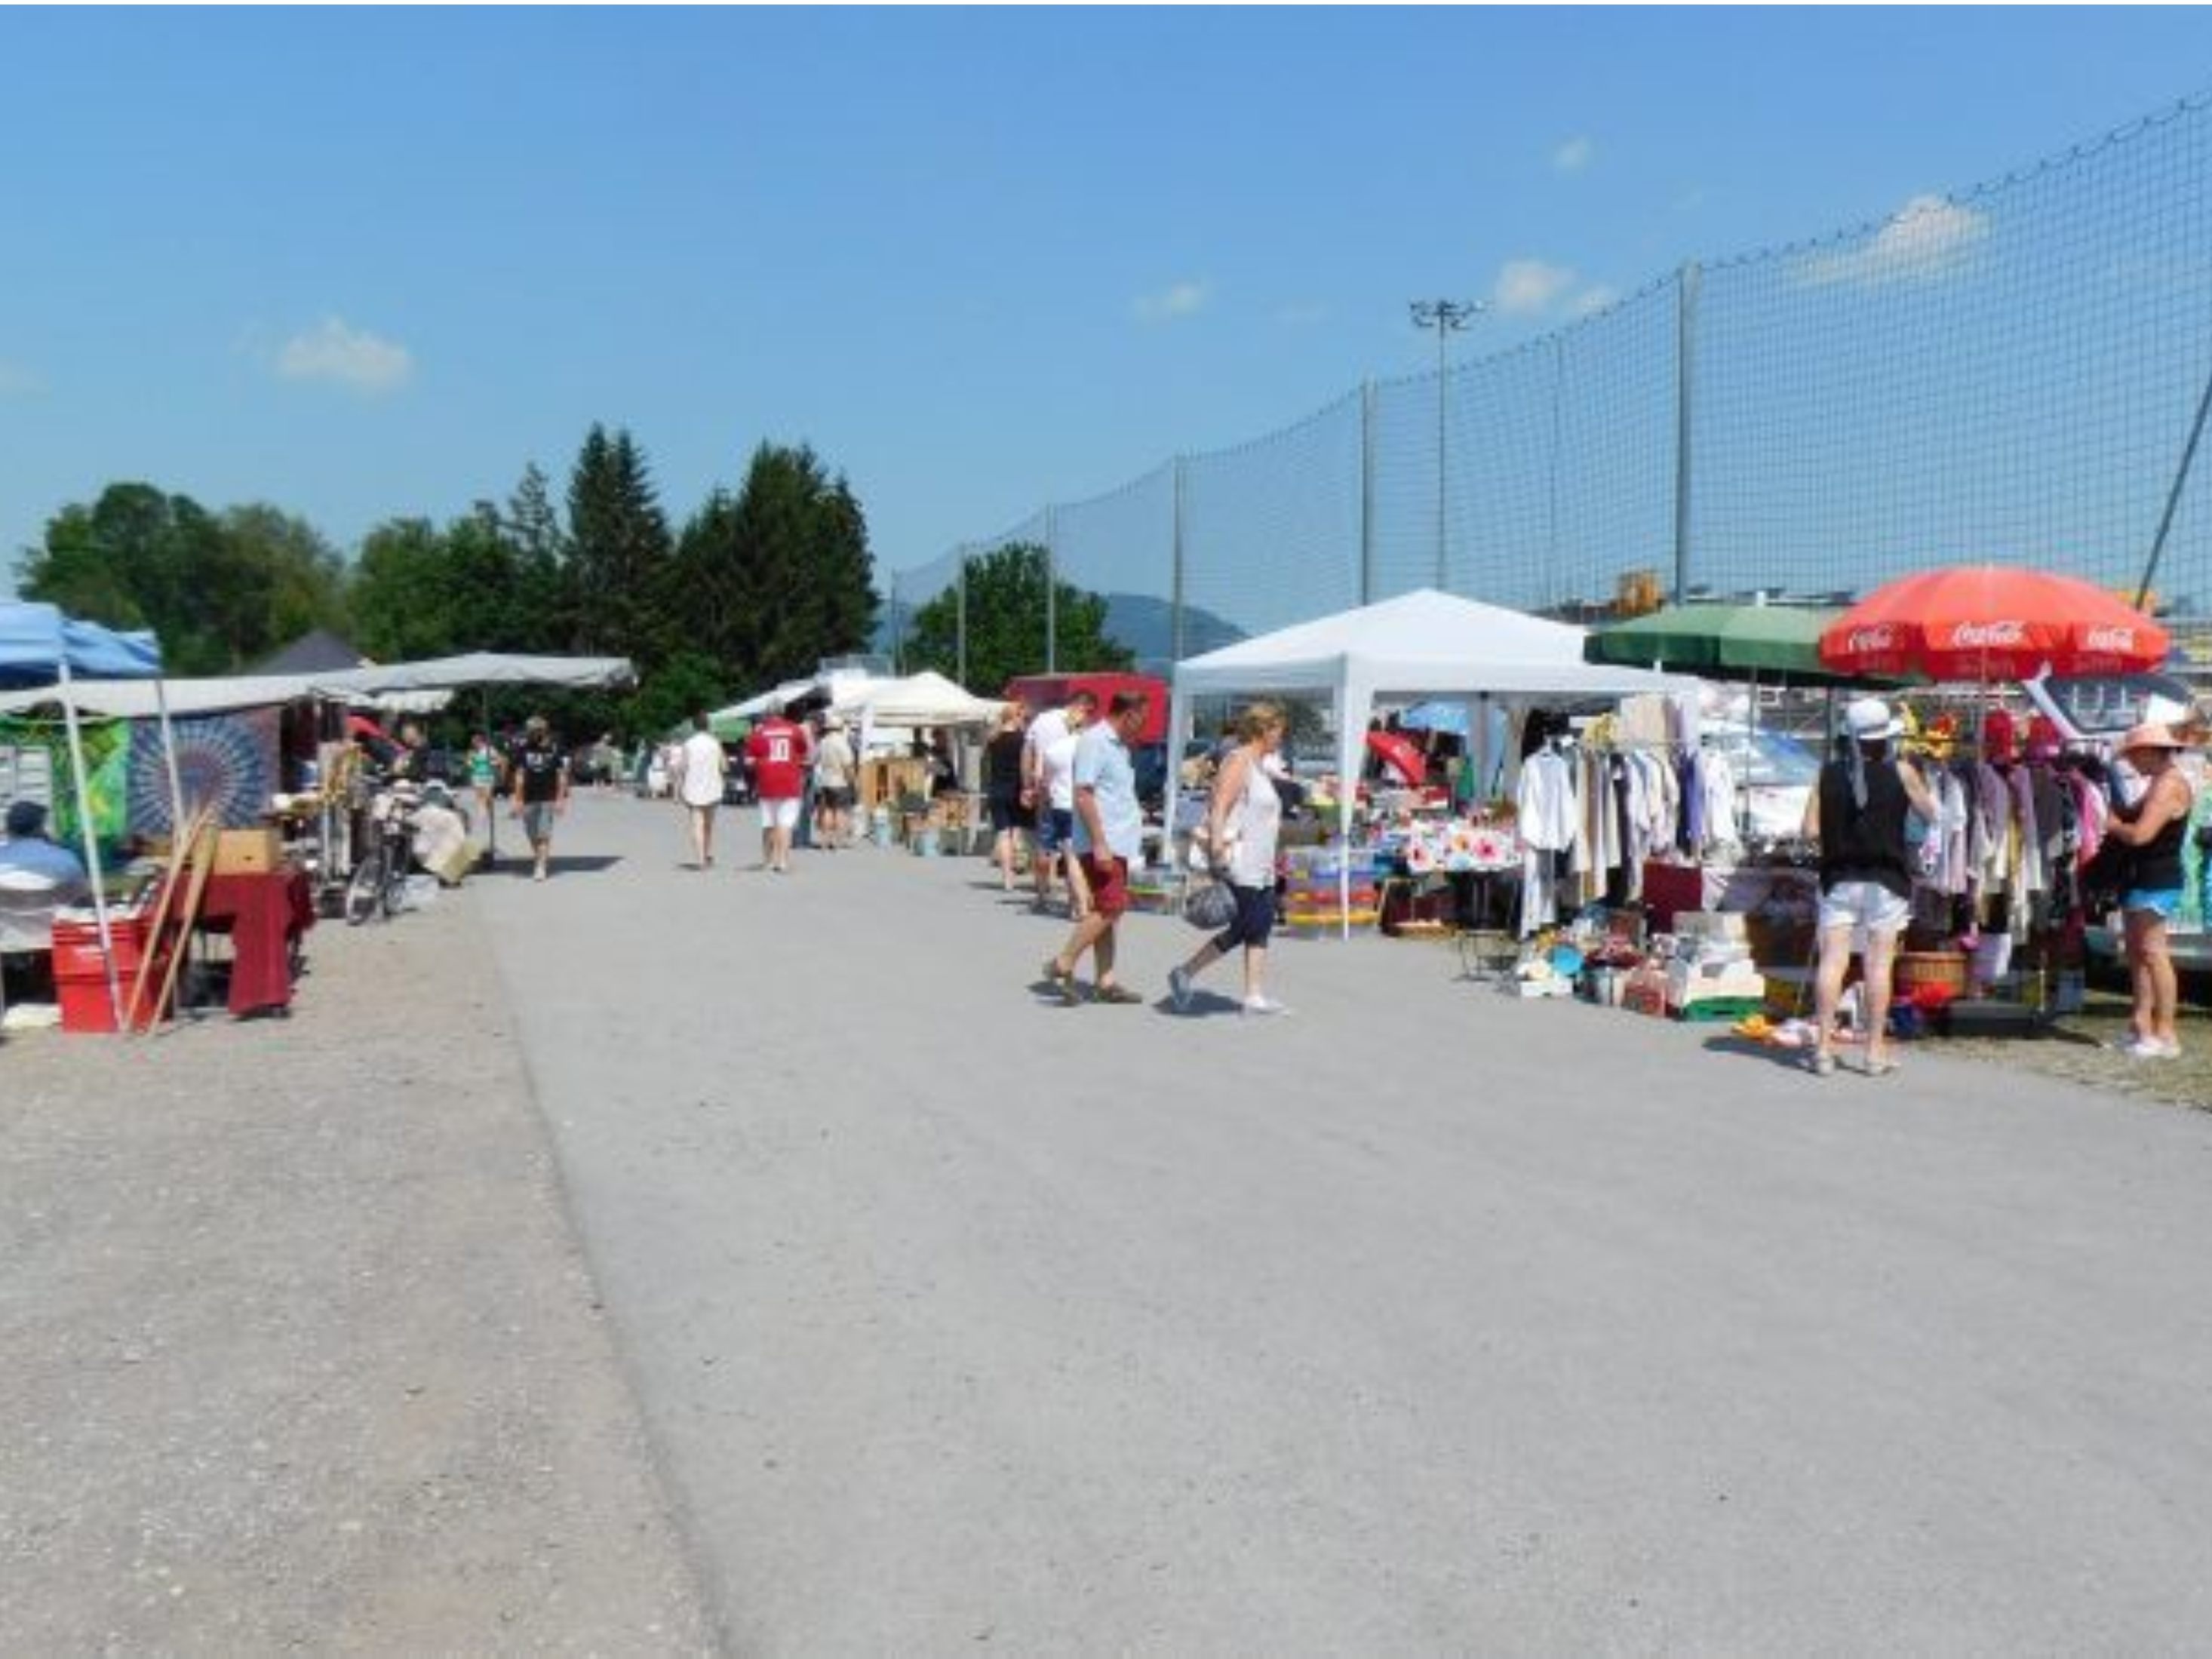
top-left (678, 441), bottom-right (880, 689)
top-left (349, 518), bottom-right (459, 662)
top-left (566, 425), bottom-right (674, 669)
top-left (17, 483), bottom-right (346, 674)
top-left (902, 542), bottom-right (1131, 695)
top-left (502, 461), bottom-right (571, 653)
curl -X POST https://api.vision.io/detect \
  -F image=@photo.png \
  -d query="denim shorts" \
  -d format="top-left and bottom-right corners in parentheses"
top-left (1818, 880), bottom-right (1909, 948)
top-left (2122, 887), bottom-right (2185, 920)
top-left (1034, 807), bottom-right (1074, 853)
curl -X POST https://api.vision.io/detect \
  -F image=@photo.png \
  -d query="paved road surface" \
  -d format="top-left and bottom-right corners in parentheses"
top-left (480, 794), bottom-right (2212, 1655)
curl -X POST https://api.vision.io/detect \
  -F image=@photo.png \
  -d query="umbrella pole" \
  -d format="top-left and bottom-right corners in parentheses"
top-left (152, 675), bottom-right (189, 839)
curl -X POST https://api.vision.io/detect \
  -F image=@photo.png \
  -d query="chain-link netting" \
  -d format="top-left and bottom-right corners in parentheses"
top-left (892, 89), bottom-right (2212, 666)
top-left (1181, 391), bottom-right (1365, 645)
top-left (1052, 463), bottom-right (1176, 674)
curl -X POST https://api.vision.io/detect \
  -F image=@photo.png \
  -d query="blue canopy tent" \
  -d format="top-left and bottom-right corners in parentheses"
top-left (0, 601), bottom-right (170, 1030)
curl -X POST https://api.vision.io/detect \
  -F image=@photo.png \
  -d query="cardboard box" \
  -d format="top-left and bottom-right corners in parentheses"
top-left (214, 827), bottom-right (283, 875)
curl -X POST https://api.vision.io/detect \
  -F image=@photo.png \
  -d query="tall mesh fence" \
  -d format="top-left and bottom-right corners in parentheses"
top-left (893, 90), bottom-right (2212, 672)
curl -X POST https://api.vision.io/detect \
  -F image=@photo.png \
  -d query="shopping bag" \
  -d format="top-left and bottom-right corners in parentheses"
top-left (1182, 880), bottom-right (1237, 931)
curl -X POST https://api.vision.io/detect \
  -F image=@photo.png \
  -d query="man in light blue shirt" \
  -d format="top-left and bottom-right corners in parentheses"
top-left (0, 799), bottom-right (90, 902)
top-left (1042, 692), bottom-right (1149, 1005)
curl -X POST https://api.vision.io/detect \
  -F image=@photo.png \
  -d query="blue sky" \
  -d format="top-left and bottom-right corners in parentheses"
top-left (5, 7), bottom-right (2210, 604)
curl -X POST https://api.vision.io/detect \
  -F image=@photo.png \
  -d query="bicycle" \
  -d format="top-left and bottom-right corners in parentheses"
top-left (343, 783), bottom-right (421, 926)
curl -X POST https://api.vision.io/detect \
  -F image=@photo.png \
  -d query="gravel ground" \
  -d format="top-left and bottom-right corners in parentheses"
top-left (0, 887), bottom-right (711, 1653)
top-left (1927, 985), bottom-right (2212, 1111)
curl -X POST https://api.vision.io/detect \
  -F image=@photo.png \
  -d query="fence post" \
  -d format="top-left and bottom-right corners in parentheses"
top-left (1360, 379), bottom-right (1377, 605)
top-left (955, 549), bottom-right (969, 689)
top-left (1172, 459), bottom-right (1187, 665)
top-left (1673, 260), bottom-right (1701, 605)
top-left (1043, 505), bottom-right (1058, 672)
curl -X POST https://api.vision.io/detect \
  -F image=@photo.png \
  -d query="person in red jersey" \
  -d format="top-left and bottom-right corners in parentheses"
top-left (743, 701), bottom-right (813, 874)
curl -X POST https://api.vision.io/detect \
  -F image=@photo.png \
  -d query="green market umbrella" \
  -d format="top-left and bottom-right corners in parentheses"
top-left (1584, 601), bottom-right (1845, 680)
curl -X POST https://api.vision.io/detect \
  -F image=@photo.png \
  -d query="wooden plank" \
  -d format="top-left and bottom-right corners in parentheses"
top-left (123, 802), bottom-right (214, 1035)
top-left (142, 816), bottom-right (219, 1036)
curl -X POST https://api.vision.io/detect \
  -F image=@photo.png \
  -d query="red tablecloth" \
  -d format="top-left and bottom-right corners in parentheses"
top-left (190, 870), bottom-right (314, 1015)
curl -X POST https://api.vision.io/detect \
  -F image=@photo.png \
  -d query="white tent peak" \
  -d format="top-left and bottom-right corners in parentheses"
top-left (1179, 588), bottom-right (1586, 677)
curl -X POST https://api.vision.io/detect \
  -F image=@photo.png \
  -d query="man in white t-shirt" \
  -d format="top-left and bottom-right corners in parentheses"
top-left (672, 712), bottom-right (729, 869)
top-left (813, 717), bottom-right (858, 849)
top-left (1022, 690), bottom-right (1097, 918)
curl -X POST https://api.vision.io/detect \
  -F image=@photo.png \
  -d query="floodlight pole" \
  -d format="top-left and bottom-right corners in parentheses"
top-left (1410, 298), bottom-right (1485, 590)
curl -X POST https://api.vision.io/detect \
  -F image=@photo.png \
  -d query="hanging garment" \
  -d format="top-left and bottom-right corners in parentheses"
top-left (1699, 749), bottom-right (1740, 851)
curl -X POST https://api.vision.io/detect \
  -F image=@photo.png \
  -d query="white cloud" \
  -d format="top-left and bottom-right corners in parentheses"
top-left (1133, 280), bottom-right (1209, 323)
top-left (1796, 193), bottom-right (1991, 288)
top-left (1553, 135), bottom-right (1595, 174)
top-left (275, 316), bottom-right (414, 393)
top-left (1492, 259), bottom-right (1578, 316)
top-left (0, 359), bottom-right (43, 396)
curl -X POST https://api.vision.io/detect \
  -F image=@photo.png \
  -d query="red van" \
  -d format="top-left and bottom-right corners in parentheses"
top-left (1002, 672), bottom-right (1169, 744)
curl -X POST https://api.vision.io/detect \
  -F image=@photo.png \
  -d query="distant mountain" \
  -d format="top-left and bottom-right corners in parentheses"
top-left (874, 587), bottom-right (1246, 671)
top-left (1101, 592), bottom-right (1246, 673)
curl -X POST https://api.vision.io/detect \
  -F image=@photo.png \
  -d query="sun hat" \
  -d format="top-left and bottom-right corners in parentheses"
top-left (2118, 720), bottom-right (2186, 754)
top-left (1844, 696), bottom-right (1903, 741)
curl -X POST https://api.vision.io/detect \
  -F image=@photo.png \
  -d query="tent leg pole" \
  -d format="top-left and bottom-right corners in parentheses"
top-left (58, 663), bottom-right (126, 1033)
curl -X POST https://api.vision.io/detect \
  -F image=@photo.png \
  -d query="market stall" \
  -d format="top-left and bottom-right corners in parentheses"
top-left (1167, 589), bottom-right (1699, 935)
top-left (0, 601), bottom-right (166, 1030)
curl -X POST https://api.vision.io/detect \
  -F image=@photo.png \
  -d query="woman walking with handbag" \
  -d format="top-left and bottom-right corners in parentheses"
top-left (1169, 702), bottom-right (1289, 1017)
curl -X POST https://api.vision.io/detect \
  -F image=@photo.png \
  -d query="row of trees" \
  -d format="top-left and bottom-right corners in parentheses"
top-left (14, 429), bottom-right (896, 739)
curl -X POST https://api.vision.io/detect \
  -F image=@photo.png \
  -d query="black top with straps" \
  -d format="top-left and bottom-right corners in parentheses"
top-left (2117, 782), bottom-right (2190, 891)
top-left (1817, 757), bottom-right (1912, 898)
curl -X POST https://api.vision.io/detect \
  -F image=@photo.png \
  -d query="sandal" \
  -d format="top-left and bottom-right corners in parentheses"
top-left (1041, 959), bottom-right (1080, 1006)
top-left (1093, 982), bottom-right (1144, 1005)
top-left (1805, 1051), bottom-right (1836, 1077)
top-left (1864, 1054), bottom-right (1900, 1078)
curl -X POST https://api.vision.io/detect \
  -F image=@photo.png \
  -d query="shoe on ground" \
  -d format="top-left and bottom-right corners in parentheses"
top-left (1042, 958), bottom-right (1080, 1006)
top-left (1169, 965), bottom-right (1195, 1013)
top-left (1805, 1050), bottom-right (1836, 1077)
top-left (1241, 994), bottom-right (1289, 1017)
top-left (2123, 1036), bottom-right (2180, 1060)
top-left (1093, 982), bottom-right (1143, 1006)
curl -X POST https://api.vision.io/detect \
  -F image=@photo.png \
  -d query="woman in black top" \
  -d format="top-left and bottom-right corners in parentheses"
top-left (2102, 722), bottom-right (2197, 1059)
top-left (1800, 697), bottom-right (1937, 1078)
top-left (982, 703), bottom-right (1030, 892)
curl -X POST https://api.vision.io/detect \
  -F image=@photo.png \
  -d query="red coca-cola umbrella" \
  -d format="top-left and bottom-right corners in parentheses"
top-left (1817, 565), bottom-right (2168, 681)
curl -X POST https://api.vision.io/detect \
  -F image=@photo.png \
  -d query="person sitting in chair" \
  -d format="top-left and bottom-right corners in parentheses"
top-left (0, 800), bottom-right (90, 904)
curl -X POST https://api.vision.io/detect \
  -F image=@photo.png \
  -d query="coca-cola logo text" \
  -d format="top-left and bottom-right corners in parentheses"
top-left (1846, 625), bottom-right (1897, 653)
top-left (2081, 625), bottom-right (2136, 653)
top-left (1946, 619), bottom-right (2028, 650)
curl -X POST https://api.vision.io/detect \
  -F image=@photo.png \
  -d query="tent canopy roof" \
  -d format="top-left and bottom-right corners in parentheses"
top-left (833, 670), bottom-right (1001, 726)
top-left (0, 601), bottom-right (162, 690)
top-left (0, 650), bottom-right (631, 719)
top-left (1173, 588), bottom-right (1694, 700)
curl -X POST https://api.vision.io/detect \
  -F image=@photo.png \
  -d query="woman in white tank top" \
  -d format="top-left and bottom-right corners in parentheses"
top-left (1169, 702), bottom-right (1289, 1016)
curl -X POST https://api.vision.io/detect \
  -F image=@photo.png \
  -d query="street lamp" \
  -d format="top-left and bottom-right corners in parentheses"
top-left (1409, 298), bottom-right (1485, 589)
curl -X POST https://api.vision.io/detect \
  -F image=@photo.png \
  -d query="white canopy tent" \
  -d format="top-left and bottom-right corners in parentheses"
top-left (831, 670), bottom-right (1001, 727)
top-left (1168, 589), bottom-right (1701, 935)
top-left (0, 671), bottom-right (449, 720)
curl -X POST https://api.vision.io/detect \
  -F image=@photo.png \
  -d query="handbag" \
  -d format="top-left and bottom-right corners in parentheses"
top-left (1182, 878), bottom-right (1237, 931)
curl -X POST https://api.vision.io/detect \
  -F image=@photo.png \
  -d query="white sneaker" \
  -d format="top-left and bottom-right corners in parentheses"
top-left (1169, 966), bottom-right (1195, 1012)
top-left (1241, 994), bottom-right (1289, 1018)
top-left (2123, 1036), bottom-right (2180, 1060)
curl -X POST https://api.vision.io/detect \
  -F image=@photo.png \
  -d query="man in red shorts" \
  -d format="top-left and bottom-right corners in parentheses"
top-left (1042, 690), bottom-right (1149, 1005)
top-left (743, 701), bottom-right (813, 874)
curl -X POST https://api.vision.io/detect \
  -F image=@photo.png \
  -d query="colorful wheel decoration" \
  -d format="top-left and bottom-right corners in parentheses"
top-left (130, 712), bottom-right (276, 832)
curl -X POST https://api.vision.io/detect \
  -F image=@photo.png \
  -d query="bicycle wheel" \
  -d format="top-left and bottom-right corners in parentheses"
top-left (344, 849), bottom-right (385, 926)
